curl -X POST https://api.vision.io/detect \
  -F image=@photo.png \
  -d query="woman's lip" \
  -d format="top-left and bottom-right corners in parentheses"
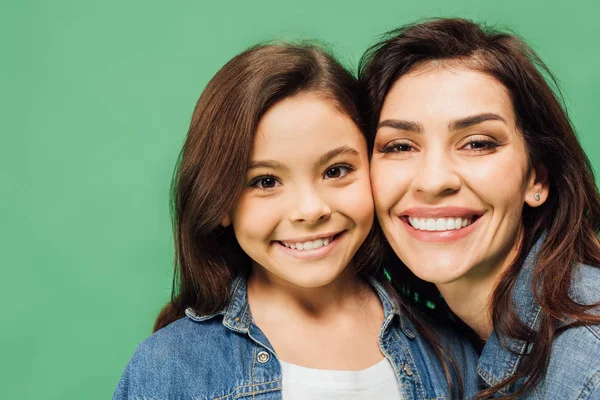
top-left (399, 215), bottom-right (482, 243)
top-left (274, 232), bottom-right (344, 260)
top-left (400, 206), bottom-right (483, 218)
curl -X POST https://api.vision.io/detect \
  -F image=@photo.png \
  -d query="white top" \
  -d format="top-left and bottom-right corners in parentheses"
top-left (279, 358), bottom-right (403, 400)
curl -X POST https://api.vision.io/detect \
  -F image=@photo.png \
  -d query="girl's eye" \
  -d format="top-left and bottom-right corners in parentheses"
top-left (461, 138), bottom-right (498, 151)
top-left (249, 176), bottom-right (281, 189)
top-left (380, 140), bottom-right (415, 153)
top-left (324, 164), bottom-right (355, 179)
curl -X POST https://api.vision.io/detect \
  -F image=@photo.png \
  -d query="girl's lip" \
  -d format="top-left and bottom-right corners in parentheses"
top-left (277, 230), bottom-right (343, 244)
top-left (274, 232), bottom-right (345, 260)
top-left (399, 215), bottom-right (482, 243)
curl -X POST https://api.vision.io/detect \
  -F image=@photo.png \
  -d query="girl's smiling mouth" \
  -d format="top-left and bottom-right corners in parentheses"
top-left (273, 231), bottom-right (345, 259)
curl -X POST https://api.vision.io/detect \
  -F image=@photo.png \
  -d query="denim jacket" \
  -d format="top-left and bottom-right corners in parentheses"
top-left (477, 238), bottom-right (600, 399)
top-left (114, 275), bottom-right (480, 400)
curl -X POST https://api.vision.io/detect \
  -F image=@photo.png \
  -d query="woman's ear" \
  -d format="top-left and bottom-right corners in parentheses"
top-left (525, 164), bottom-right (550, 207)
top-left (221, 215), bottom-right (231, 227)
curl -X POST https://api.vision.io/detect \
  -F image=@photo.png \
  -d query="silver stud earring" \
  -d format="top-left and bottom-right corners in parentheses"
top-left (534, 193), bottom-right (541, 201)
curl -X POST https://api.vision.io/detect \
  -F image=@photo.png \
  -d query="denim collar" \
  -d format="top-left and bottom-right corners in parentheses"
top-left (185, 274), bottom-right (414, 339)
top-left (185, 274), bottom-right (253, 333)
top-left (476, 235), bottom-right (546, 392)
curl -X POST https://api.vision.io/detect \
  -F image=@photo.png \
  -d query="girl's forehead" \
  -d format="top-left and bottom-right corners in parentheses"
top-left (251, 94), bottom-right (366, 160)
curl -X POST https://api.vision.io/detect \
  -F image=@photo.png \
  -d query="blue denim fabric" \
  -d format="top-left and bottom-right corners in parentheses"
top-left (114, 276), bottom-right (480, 400)
top-left (477, 238), bottom-right (600, 399)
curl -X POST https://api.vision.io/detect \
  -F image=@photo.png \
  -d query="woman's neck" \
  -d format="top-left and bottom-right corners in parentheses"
top-left (435, 244), bottom-right (521, 340)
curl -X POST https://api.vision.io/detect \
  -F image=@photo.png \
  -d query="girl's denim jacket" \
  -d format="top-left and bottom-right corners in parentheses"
top-left (477, 238), bottom-right (600, 399)
top-left (114, 276), bottom-right (480, 400)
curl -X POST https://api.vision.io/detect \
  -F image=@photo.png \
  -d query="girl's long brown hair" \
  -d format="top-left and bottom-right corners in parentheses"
top-left (359, 18), bottom-right (600, 399)
top-left (155, 43), bottom-right (385, 330)
top-left (154, 42), bottom-right (465, 398)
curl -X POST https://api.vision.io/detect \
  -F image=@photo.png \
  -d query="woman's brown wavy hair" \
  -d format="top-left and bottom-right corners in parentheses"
top-left (359, 18), bottom-right (600, 399)
top-left (154, 43), bottom-right (386, 329)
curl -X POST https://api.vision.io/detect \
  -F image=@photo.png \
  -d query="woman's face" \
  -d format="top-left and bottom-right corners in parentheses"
top-left (370, 64), bottom-right (548, 286)
top-left (228, 93), bottom-right (374, 289)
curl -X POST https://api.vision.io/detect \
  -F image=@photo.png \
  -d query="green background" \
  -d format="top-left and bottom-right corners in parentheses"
top-left (2, 0), bottom-right (598, 398)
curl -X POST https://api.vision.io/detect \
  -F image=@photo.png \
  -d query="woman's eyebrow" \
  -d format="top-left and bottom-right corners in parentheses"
top-left (378, 119), bottom-right (423, 133)
top-left (449, 113), bottom-right (506, 131)
top-left (316, 145), bottom-right (359, 167)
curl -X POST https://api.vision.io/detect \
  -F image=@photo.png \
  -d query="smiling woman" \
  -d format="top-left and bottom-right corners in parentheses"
top-left (112, 42), bottom-right (481, 399)
top-left (360, 18), bottom-right (600, 399)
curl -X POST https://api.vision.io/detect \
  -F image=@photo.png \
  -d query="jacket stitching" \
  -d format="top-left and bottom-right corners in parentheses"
top-left (251, 343), bottom-right (257, 400)
top-left (224, 276), bottom-right (243, 322)
top-left (240, 302), bottom-right (249, 327)
top-left (392, 330), bottom-right (427, 400)
top-left (233, 386), bottom-right (282, 399)
top-left (380, 338), bottom-right (410, 399)
top-left (576, 366), bottom-right (600, 400)
top-left (211, 380), bottom-right (281, 400)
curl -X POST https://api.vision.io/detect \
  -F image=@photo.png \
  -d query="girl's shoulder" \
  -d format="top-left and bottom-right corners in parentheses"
top-left (113, 313), bottom-right (257, 400)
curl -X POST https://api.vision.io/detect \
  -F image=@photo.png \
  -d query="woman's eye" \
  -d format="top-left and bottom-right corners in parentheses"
top-left (324, 164), bottom-right (354, 179)
top-left (249, 176), bottom-right (281, 189)
top-left (461, 139), bottom-right (498, 151)
top-left (381, 141), bottom-right (415, 153)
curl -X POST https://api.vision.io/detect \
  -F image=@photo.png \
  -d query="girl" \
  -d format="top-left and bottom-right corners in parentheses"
top-left (113, 43), bottom-right (479, 399)
top-left (361, 18), bottom-right (600, 399)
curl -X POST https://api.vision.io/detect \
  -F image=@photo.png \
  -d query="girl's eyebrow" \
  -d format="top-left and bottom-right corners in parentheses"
top-left (247, 160), bottom-right (289, 172)
top-left (248, 146), bottom-right (359, 172)
top-left (316, 145), bottom-right (359, 167)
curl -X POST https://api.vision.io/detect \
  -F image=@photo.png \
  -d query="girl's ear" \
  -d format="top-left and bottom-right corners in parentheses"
top-left (221, 215), bottom-right (232, 227)
top-left (525, 164), bottom-right (550, 207)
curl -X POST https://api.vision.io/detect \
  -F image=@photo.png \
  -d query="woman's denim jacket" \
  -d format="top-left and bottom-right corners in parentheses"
top-left (114, 276), bottom-right (480, 400)
top-left (477, 238), bottom-right (600, 399)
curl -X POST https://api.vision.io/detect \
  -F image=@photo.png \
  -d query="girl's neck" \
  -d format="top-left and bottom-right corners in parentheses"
top-left (247, 262), bottom-right (372, 319)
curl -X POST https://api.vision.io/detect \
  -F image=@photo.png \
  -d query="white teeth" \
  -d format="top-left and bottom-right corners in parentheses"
top-left (447, 219), bottom-right (456, 230)
top-left (408, 217), bottom-right (473, 232)
top-left (281, 236), bottom-right (335, 251)
top-left (435, 219), bottom-right (446, 231)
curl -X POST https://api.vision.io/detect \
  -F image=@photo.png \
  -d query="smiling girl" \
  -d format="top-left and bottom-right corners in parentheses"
top-left (113, 43), bottom-right (479, 399)
top-left (360, 18), bottom-right (600, 399)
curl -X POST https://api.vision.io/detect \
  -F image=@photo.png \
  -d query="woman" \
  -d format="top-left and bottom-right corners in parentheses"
top-left (360, 18), bottom-right (600, 399)
top-left (113, 42), bottom-right (479, 400)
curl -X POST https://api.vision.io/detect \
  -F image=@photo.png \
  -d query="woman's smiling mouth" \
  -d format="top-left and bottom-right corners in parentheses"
top-left (407, 216), bottom-right (474, 231)
top-left (399, 207), bottom-right (483, 242)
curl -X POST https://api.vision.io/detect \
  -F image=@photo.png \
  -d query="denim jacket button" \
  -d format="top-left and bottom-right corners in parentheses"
top-left (257, 351), bottom-right (270, 363)
top-left (403, 363), bottom-right (413, 376)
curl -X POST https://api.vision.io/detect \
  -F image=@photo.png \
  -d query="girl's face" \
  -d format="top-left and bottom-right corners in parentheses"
top-left (228, 93), bottom-right (374, 289)
top-left (370, 64), bottom-right (548, 286)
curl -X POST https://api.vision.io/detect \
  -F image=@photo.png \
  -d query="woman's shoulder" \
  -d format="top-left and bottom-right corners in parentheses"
top-left (570, 263), bottom-right (600, 307)
top-left (534, 263), bottom-right (600, 399)
top-left (538, 318), bottom-right (600, 399)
